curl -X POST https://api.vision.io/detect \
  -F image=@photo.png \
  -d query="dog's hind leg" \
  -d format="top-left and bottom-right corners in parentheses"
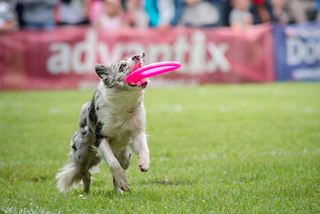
top-left (56, 127), bottom-right (93, 192)
top-left (113, 147), bottom-right (132, 193)
top-left (56, 102), bottom-right (95, 193)
top-left (116, 146), bottom-right (132, 171)
top-left (74, 143), bottom-right (94, 193)
top-left (56, 127), bottom-right (92, 192)
top-left (81, 151), bottom-right (102, 193)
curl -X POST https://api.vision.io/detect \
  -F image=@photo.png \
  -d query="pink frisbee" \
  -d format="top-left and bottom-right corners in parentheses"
top-left (126, 61), bottom-right (181, 86)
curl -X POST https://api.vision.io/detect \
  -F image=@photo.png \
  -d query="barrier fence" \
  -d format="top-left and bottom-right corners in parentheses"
top-left (274, 22), bottom-right (320, 81)
top-left (0, 22), bottom-right (319, 90)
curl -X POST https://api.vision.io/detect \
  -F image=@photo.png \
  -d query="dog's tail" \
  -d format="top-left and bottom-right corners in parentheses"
top-left (55, 152), bottom-right (82, 192)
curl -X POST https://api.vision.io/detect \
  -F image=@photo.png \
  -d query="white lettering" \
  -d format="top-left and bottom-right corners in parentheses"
top-left (189, 31), bottom-right (206, 73)
top-left (292, 67), bottom-right (320, 80)
top-left (72, 30), bottom-right (96, 74)
top-left (46, 43), bottom-right (71, 74)
top-left (287, 38), bottom-right (303, 66)
top-left (173, 35), bottom-right (189, 72)
top-left (303, 40), bottom-right (317, 64)
top-left (287, 37), bottom-right (320, 66)
top-left (46, 29), bottom-right (232, 75)
top-left (207, 42), bottom-right (230, 72)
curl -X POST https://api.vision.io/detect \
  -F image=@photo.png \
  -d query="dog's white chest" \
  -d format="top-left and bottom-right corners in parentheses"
top-left (98, 112), bottom-right (139, 148)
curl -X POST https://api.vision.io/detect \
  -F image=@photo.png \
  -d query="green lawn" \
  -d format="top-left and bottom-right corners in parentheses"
top-left (0, 83), bottom-right (319, 213)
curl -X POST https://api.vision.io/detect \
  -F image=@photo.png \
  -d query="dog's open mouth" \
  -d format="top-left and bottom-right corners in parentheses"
top-left (127, 62), bottom-right (148, 88)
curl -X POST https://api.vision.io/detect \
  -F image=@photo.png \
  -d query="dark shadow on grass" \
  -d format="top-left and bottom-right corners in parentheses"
top-left (90, 190), bottom-right (119, 198)
top-left (7, 173), bottom-right (49, 183)
top-left (139, 179), bottom-right (197, 186)
top-left (70, 189), bottom-right (122, 198)
top-left (69, 180), bottom-right (196, 196)
top-left (65, 179), bottom-right (197, 197)
top-left (31, 175), bottom-right (48, 182)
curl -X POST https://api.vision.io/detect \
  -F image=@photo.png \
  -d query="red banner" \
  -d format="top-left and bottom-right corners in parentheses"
top-left (0, 24), bottom-right (275, 90)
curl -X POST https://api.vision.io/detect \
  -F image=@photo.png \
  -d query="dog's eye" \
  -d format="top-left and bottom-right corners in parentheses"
top-left (119, 64), bottom-right (126, 72)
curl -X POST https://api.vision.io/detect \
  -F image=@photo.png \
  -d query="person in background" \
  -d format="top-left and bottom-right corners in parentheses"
top-left (144, 0), bottom-right (159, 27)
top-left (87, 0), bottom-right (104, 23)
top-left (59, 0), bottom-right (90, 25)
top-left (95, 0), bottom-right (125, 29)
top-left (18, 0), bottom-right (59, 29)
top-left (250, 0), bottom-right (274, 24)
top-left (271, 0), bottom-right (316, 24)
top-left (271, 0), bottom-right (290, 24)
top-left (170, 0), bottom-right (184, 26)
top-left (157, 0), bottom-right (175, 29)
top-left (317, 0), bottom-right (320, 21)
top-left (0, 0), bottom-right (18, 32)
top-left (288, 0), bottom-right (315, 23)
top-left (229, 0), bottom-right (253, 29)
top-left (126, 0), bottom-right (149, 28)
top-left (179, 0), bottom-right (221, 27)
top-left (145, 0), bottom-right (179, 28)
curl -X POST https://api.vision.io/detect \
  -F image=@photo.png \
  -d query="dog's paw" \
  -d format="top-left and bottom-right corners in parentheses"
top-left (110, 162), bottom-right (130, 192)
top-left (138, 154), bottom-right (150, 172)
top-left (114, 170), bottom-right (130, 192)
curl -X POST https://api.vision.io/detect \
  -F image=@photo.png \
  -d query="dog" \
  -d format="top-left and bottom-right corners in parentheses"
top-left (56, 52), bottom-right (150, 193)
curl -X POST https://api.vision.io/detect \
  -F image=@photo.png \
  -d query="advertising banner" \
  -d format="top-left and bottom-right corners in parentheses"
top-left (0, 24), bottom-right (275, 90)
top-left (274, 22), bottom-right (320, 81)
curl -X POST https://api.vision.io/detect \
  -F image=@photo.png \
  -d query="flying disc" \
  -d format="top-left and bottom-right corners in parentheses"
top-left (126, 61), bottom-right (181, 84)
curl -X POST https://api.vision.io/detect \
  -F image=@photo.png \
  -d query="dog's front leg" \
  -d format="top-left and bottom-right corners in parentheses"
top-left (98, 138), bottom-right (130, 192)
top-left (131, 132), bottom-right (150, 172)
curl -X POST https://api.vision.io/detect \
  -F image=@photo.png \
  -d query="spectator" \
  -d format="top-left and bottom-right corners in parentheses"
top-left (145, 0), bottom-right (179, 28)
top-left (0, 0), bottom-right (18, 32)
top-left (317, 0), bottom-right (320, 21)
top-left (126, 0), bottom-right (149, 28)
top-left (229, 0), bottom-right (253, 30)
top-left (15, 1), bottom-right (24, 27)
top-left (286, 0), bottom-right (315, 23)
top-left (305, 0), bottom-right (317, 21)
top-left (87, 0), bottom-right (104, 23)
top-left (157, 0), bottom-right (175, 29)
top-left (18, 0), bottom-right (59, 29)
top-left (271, 0), bottom-right (290, 24)
top-left (59, 0), bottom-right (89, 25)
top-left (170, 0), bottom-right (184, 26)
top-left (180, 0), bottom-right (221, 27)
top-left (271, 0), bottom-right (316, 24)
top-left (95, 0), bottom-right (124, 29)
top-left (250, 0), bottom-right (274, 24)
top-left (219, 0), bottom-right (234, 26)
top-left (145, 0), bottom-right (159, 27)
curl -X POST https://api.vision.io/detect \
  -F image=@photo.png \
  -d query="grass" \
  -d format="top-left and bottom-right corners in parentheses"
top-left (0, 83), bottom-right (319, 213)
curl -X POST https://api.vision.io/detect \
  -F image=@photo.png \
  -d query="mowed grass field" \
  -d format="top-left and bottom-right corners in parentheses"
top-left (0, 83), bottom-right (319, 213)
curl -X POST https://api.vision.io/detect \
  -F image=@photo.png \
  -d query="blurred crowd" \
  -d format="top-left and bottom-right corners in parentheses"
top-left (0, 0), bottom-right (318, 32)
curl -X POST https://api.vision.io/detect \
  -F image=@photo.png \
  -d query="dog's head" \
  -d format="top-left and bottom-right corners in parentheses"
top-left (95, 52), bottom-right (148, 91)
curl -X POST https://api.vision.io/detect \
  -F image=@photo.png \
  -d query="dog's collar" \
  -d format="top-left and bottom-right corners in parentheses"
top-left (127, 102), bottom-right (142, 113)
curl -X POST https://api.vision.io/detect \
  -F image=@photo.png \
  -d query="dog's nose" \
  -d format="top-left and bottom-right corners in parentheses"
top-left (132, 55), bottom-right (140, 61)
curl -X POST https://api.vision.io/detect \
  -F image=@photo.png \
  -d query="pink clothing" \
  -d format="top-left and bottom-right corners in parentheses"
top-left (99, 14), bottom-right (122, 29)
top-left (89, 1), bottom-right (104, 23)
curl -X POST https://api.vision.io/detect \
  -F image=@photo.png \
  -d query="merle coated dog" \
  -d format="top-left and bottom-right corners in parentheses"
top-left (56, 53), bottom-right (150, 193)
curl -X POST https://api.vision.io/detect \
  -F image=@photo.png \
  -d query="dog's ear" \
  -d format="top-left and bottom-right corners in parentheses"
top-left (95, 64), bottom-right (111, 81)
top-left (141, 52), bottom-right (146, 64)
